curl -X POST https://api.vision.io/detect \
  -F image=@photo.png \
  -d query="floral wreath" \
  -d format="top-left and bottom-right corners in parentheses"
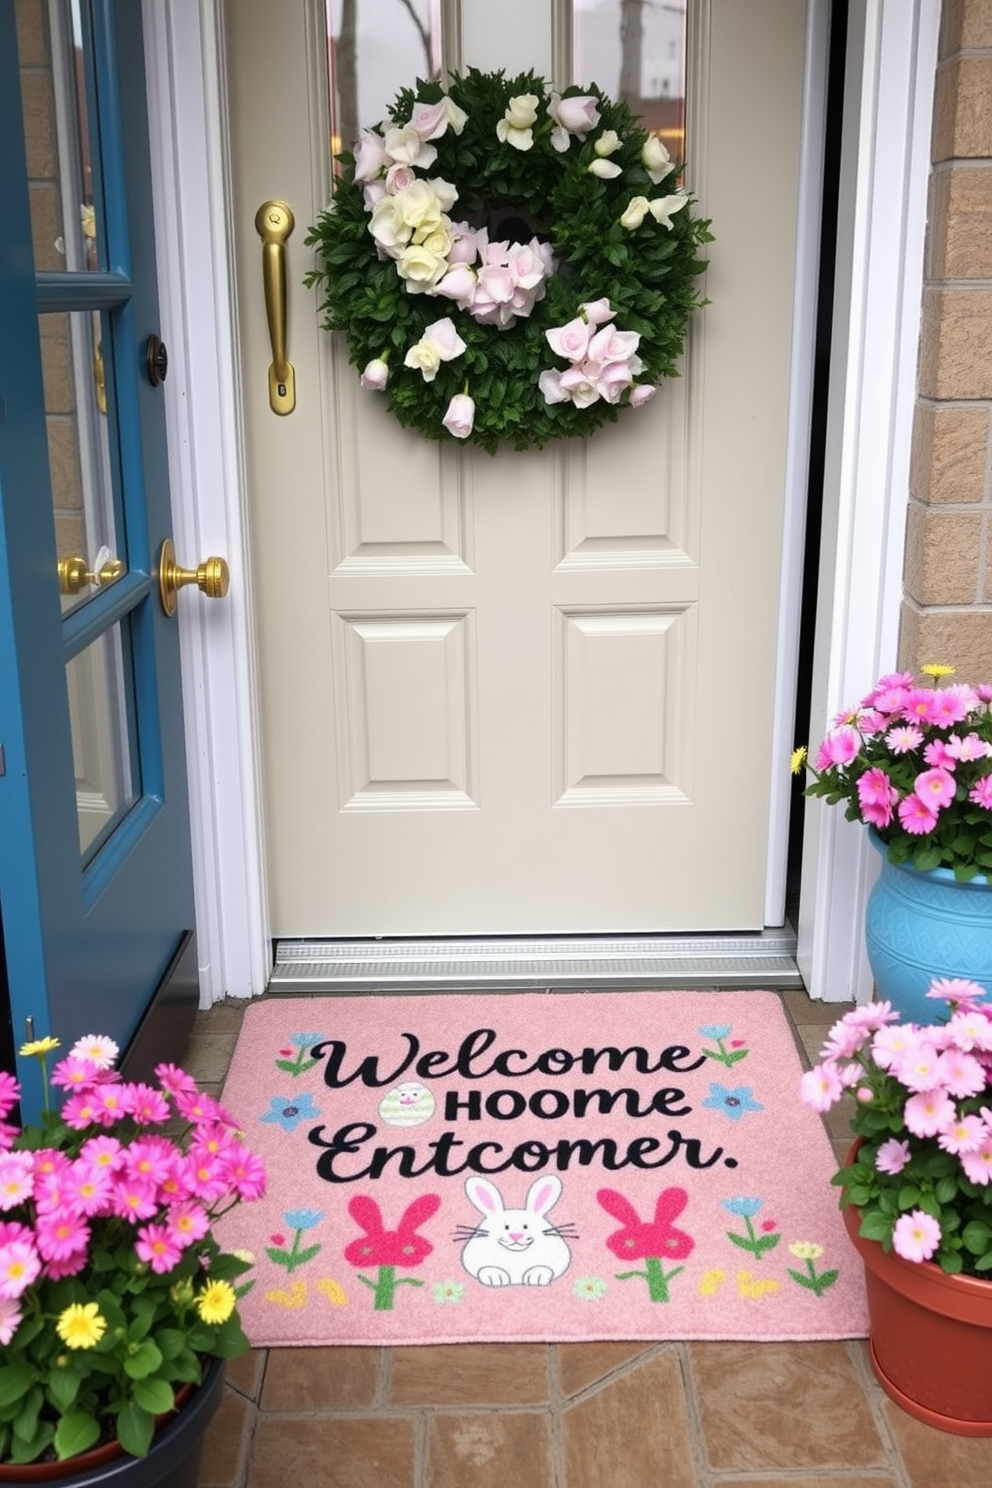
top-left (305, 68), bottom-right (712, 453)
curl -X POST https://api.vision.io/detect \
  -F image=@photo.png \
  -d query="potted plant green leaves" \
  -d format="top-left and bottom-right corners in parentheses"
top-left (795, 666), bottom-right (992, 1020)
top-left (0, 1033), bottom-right (263, 1480)
top-left (801, 978), bottom-right (992, 1434)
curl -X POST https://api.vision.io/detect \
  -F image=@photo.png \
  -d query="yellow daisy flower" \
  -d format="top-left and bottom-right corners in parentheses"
top-left (56, 1303), bottom-right (107, 1350)
top-left (921, 663), bottom-right (955, 679)
top-left (196, 1280), bottom-right (236, 1325)
top-left (790, 746), bottom-right (807, 775)
top-left (19, 1035), bottom-right (60, 1058)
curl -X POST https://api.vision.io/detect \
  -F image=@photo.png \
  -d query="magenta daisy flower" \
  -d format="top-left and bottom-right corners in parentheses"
top-left (913, 767), bottom-right (956, 811)
top-left (897, 793), bottom-right (938, 834)
top-left (35, 1213), bottom-right (90, 1264)
top-left (50, 1056), bottom-right (101, 1092)
top-left (135, 1223), bottom-right (183, 1274)
top-left (154, 1062), bottom-right (199, 1099)
top-left (165, 1200), bottom-right (210, 1248)
top-left (121, 1083), bottom-right (171, 1127)
top-left (0, 1074), bottom-right (20, 1120)
top-left (969, 775), bottom-right (992, 809)
top-left (0, 1296), bottom-right (22, 1345)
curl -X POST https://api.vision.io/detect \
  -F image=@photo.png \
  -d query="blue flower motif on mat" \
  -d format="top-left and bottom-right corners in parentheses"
top-left (721, 1196), bottom-right (762, 1217)
top-left (701, 1084), bottom-right (764, 1121)
top-left (697, 1024), bottom-right (732, 1040)
top-left (260, 1092), bottom-right (321, 1131)
top-left (284, 1208), bottom-right (324, 1231)
top-left (290, 1031), bottom-right (325, 1047)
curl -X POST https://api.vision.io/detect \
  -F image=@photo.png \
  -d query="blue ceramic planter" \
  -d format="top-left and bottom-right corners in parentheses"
top-left (865, 830), bottom-right (992, 1022)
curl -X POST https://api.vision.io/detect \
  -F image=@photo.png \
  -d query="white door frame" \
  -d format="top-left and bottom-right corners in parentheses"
top-left (141, 0), bottom-right (939, 1004)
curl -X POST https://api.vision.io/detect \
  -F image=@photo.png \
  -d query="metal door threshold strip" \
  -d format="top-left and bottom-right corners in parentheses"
top-left (268, 928), bottom-right (803, 993)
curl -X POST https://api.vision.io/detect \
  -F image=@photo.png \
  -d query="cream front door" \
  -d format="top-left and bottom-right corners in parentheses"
top-left (225, 0), bottom-right (807, 939)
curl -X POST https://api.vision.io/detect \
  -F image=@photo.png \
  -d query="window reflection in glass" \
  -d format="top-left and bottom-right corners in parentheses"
top-left (574, 0), bottom-right (687, 163)
top-left (325, 0), bottom-right (443, 166)
top-left (67, 624), bottom-right (138, 858)
top-left (17, 0), bottom-right (100, 274)
top-left (40, 309), bottom-right (124, 617)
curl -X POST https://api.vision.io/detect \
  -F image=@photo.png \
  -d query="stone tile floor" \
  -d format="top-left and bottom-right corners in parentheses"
top-left (185, 989), bottom-right (992, 1488)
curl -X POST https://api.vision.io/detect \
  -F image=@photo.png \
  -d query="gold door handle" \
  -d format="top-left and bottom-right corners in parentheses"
top-left (157, 538), bottom-right (230, 617)
top-left (254, 199), bottom-right (296, 415)
top-left (58, 552), bottom-right (124, 595)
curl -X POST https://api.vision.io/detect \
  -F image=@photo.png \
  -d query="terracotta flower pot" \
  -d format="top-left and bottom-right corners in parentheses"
top-left (842, 1204), bottom-right (992, 1435)
top-left (0, 1357), bottom-right (225, 1484)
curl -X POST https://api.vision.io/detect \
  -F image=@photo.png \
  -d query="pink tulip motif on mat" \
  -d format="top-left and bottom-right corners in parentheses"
top-left (344, 1194), bottom-right (441, 1311)
top-left (597, 1186), bottom-right (694, 1303)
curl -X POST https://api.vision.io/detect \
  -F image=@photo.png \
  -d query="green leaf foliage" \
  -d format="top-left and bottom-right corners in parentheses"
top-left (305, 67), bottom-right (711, 453)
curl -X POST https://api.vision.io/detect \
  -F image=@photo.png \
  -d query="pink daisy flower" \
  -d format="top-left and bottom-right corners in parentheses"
top-left (892, 1210), bottom-right (941, 1263)
top-left (0, 1296), bottom-right (22, 1345)
top-left (223, 1146), bottom-right (267, 1202)
top-left (35, 1212), bottom-right (90, 1264)
top-left (799, 1063), bottom-right (843, 1113)
top-left (897, 793), bottom-right (938, 834)
top-left (870, 684), bottom-right (913, 714)
top-left (113, 1174), bottom-right (159, 1223)
top-left (135, 1223), bottom-right (183, 1274)
top-left (0, 1074), bottom-right (20, 1120)
top-left (822, 725), bottom-right (861, 766)
top-left (930, 979), bottom-right (988, 1011)
top-left (947, 1008), bottom-right (992, 1052)
top-left (937, 1114), bottom-right (986, 1154)
top-left (820, 1019), bottom-right (871, 1061)
top-left (903, 688), bottom-right (940, 725)
top-left (93, 1086), bottom-right (128, 1127)
top-left (121, 1083), bottom-right (171, 1127)
top-left (935, 1048), bottom-right (986, 1098)
top-left (42, 1252), bottom-right (89, 1280)
top-left (904, 1090), bottom-right (956, 1137)
top-left (125, 1138), bottom-right (176, 1190)
top-left (183, 1151), bottom-right (230, 1204)
top-left (969, 775), bottom-right (992, 809)
top-left (872, 1024), bottom-right (921, 1068)
top-left (61, 1092), bottom-right (101, 1131)
top-left (923, 738), bottom-right (957, 770)
top-left (913, 768), bottom-right (956, 811)
top-left (79, 1135), bottom-right (125, 1173)
top-left (154, 1063), bottom-right (199, 1100)
top-left (0, 1241), bottom-right (41, 1299)
top-left (891, 1042), bottom-right (944, 1093)
top-left (174, 1088), bottom-right (223, 1126)
top-left (165, 1200), bottom-right (210, 1248)
top-left (62, 1162), bottom-right (113, 1217)
top-left (959, 1137), bottom-right (992, 1186)
top-left (0, 1222), bottom-right (34, 1248)
top-left (885, 724), bottom-right (924, 755)
top-left (945, 732), bottom-right (992, 762)
top-left (0, 1155), bottom-right (34, 1212)
top-left (50, 1056), bottom-right (102, 1092)
top-left (875, 1138), bottom-right (911, 1175)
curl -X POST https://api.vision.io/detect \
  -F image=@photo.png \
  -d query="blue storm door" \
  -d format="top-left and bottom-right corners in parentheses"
top-left (0, 0), bottom-right (199, 1117)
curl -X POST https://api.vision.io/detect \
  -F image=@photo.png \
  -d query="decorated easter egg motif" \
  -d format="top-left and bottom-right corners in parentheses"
top-left (378, 1081), bottom-right (436, 1127)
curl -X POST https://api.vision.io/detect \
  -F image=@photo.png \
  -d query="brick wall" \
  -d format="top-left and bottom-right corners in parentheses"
top-left (901, 0), bottom-right (992, 677)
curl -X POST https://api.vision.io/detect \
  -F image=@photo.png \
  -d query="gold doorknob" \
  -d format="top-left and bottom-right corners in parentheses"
top-left (157, 538), bottom-right (230, 617)
top-left (58, 553), bottom-right (124, 595)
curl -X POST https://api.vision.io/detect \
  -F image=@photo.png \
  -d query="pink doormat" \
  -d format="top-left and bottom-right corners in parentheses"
top-left (217, 991), bottom-right (867, 1346)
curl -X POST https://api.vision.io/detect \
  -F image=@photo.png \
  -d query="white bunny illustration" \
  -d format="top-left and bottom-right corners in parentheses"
top-left (458, 1175), bottom-right (574, 1287)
